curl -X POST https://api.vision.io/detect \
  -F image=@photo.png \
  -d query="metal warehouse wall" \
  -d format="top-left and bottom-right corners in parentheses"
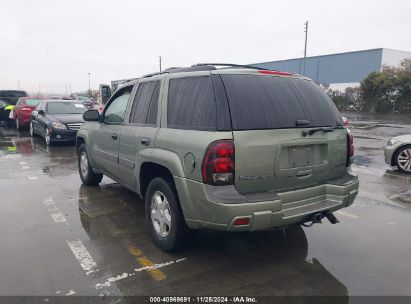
top-left (253, 49), bottom-right (385, 84)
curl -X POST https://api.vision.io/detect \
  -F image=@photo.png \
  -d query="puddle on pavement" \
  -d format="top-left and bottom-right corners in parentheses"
top-left (353, 155), bottom-right (372, 166)
top-left (389, 190), bottom-right (411, 204)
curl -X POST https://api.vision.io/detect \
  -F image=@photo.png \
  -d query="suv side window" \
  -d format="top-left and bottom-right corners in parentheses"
top-left (104, 87), bottom-right (132, 124)
top-left (167, 76), bottom-right (216, 131)
top-left (129, 81), bottom-right (160, 125)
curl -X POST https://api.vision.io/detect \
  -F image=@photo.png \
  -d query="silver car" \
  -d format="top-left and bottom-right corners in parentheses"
top-left (385, 135), bottom-right (411, 174)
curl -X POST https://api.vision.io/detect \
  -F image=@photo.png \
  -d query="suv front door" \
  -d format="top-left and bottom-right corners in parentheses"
top-left (92, 86), bottom-right (132, 178)
top-left (118, 80), bottom-right (161, 191)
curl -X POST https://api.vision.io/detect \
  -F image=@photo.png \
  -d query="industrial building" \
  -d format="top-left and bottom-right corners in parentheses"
top-left (252, 48), bottom-right (411, 86)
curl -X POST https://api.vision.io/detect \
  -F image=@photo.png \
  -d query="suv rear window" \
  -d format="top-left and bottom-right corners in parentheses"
top-left (221, 75), bottom-right (342, 130)
top-left (167, 77), bottom-right (216, 131)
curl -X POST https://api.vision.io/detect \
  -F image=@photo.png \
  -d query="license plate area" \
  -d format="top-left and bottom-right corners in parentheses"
top-left (288, 145), bottom-right (315, 168)
top-left (276, 143), bottom-right (328, 177)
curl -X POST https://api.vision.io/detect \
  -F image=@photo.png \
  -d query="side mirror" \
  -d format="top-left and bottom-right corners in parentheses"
top-left (99, 84), bottom-right (111, 105)
top-left (38, 109), bottom-right (45, 115)
top-left (83, 110), bottom-right (100, 122)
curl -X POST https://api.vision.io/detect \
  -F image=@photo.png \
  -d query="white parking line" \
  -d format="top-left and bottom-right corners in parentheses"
top-left (27, 175), bottom-right (38, 180)
top-left (19, 161), bottom-right (27, 165)
top-left (95, 257), bottom-right (187, 289)
top-left (49, 209), bottom-right (67, 223)
top-left (336, 210), bottom-right (360, 219)
top-left (43, 197), bottom-right (54, 207)
top-left (65, 290), bottom-right (76, 296)
top-left (22, 165), bottom-right (30, 170)
top-left (66, 240), bottom-right (97, 275)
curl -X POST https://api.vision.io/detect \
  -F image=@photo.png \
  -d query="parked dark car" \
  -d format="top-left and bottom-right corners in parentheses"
top-left (0, 90), bottom-right (29, 126)
top-left (0, 99), bottom-right (10, 125)
top-left (0, 90), bottom-right (29, 105)
top-left (30, 100), bottom-right (87, 146)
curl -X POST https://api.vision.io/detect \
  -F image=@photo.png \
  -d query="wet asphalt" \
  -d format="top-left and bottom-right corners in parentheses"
top-left (0, 112), bottom-right (411, 303)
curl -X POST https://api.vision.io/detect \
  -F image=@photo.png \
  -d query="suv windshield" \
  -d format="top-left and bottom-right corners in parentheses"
top-left (221, 75), bottom-right (342, 130)
top-left (47, 102), bottom-right (87, 114)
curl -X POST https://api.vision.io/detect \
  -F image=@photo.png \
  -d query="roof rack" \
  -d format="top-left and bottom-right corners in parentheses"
top-left (192, 63), bottom-right (271, 71)
top-left (141, 63), bottom-right (289, 79)
top-left (142, 65), bottom-right (217, 78)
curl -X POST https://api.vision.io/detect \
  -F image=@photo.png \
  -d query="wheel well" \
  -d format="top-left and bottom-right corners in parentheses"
top-left (76, 137), bottom-right (85, 154)
top-left (140, 162), bottom-right (174, 199)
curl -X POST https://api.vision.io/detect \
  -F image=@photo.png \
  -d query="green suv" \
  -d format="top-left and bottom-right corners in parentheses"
top-left (76, 64), bottom-right (359, 251)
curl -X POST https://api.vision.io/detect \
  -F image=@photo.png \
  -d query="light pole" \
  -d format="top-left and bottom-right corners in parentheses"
top-left (88, 72), bottom-right (91, 93)
top-left (303, 21), bottom-right (308, 76)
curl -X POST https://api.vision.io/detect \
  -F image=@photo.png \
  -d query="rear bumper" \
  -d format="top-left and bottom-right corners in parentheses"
top-left (174, 171), bottom-right (359, 231)
top-left (16, 111), bottom-right (32, 126)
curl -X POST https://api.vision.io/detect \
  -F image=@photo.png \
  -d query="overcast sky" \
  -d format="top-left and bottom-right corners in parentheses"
top-left (1, 0), bottom-right (410, 93)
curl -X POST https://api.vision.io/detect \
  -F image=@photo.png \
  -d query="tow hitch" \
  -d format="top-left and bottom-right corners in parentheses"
top-left (302, 211), bottom-right (340, 227)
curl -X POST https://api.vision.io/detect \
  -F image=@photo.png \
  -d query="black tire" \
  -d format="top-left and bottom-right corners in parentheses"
top-left (78, 144), bottom-right (103, 185)
top-left (145, 177), bottom-right (191, 252)
top-left (394, 145), bottom-right (411, 175)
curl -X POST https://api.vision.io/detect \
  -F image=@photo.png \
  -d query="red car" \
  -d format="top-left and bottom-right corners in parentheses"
top-left (13, 97), bottom-right (43, 130)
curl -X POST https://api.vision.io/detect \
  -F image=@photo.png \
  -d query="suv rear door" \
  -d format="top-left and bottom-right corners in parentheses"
top-left (220, 73), bottom-right (348, 194)
top-left (118, 79), bottom-right (162, 190)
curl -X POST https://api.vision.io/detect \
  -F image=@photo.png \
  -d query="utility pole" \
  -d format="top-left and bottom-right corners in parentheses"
top-left (159, 56), bottom-right (162, 73)
top-left (303, 21), bottom-right (308, 76)
top-left (88, 72), bottom-right (91, 92)
top-left (17, 80), bottom-right (20, 89)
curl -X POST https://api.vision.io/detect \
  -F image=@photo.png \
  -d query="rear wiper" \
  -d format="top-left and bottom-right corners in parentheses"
top-left (302, 127), bottom-right (333, 137)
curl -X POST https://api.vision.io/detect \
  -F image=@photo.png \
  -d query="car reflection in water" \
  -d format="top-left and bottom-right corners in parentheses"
top-left (0, 137), bottom-right (34, 157)
top-left (78, 184), bottom-right (348, 300)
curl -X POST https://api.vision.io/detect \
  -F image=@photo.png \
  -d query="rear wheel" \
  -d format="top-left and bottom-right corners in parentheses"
top-left (78, 144), bottom-right (103, 185)
top-left (395, 145), bottom-right (411, 174)
top-left (145, 177), bottom-right (191, 251)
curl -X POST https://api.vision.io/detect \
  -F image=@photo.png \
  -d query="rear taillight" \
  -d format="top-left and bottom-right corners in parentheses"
top-left (347, 131), bottom-right (354, 166)
top-left (21, 107), bottom-right (32, 111)
top-left (202, 140), bottom-right (235, 185)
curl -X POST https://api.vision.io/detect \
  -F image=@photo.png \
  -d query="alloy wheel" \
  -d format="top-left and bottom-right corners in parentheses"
top-left (45, 128), bottom-right (51, 146)
top-left (80, 151), bottom-right (89, 178)
top-left (397, 148), bottom-right (411, 173)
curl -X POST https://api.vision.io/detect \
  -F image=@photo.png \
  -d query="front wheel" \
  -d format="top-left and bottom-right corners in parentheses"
top-left (395, 145), bottom-right (411, 174)
top-left (29, 122), bottom-right (35, 137)
top-left (145, 177), bottom-right (191, 251)
top-left (45, 127), bottom-right (53, 146)
top-left (78, 144), bottom-right (103, 185)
